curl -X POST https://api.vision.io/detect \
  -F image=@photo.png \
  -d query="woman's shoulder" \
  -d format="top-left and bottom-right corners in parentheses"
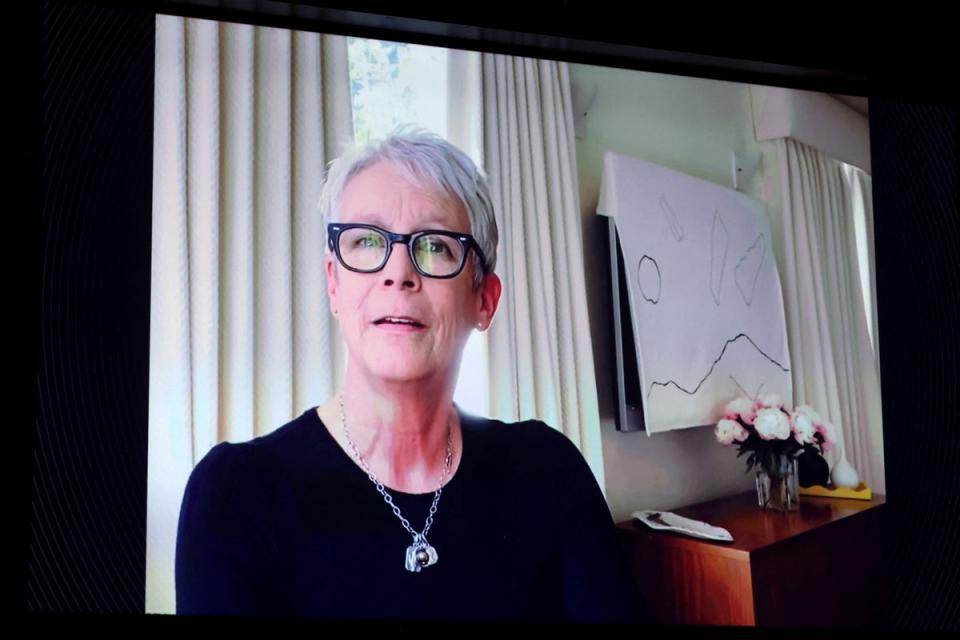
top-left (460, 412), bottom-right (587, 469)
top-left (462, 410), bottom-right (572, 441)
top-left (189, 408), bottom-right (324, 484)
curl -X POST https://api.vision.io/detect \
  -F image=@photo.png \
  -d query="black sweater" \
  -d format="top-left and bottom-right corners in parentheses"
top-left (176, 407), bottom-right (646, 623)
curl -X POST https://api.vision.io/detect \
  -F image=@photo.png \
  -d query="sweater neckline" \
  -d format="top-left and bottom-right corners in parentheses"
top-left (305, 405), bottom-right (473, 498)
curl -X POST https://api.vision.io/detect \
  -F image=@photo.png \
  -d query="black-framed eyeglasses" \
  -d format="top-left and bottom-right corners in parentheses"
top-left (327, 223), bottom-right (488, 279)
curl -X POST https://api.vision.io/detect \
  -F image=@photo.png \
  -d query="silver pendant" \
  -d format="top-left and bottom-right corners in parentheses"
top-left (404, 539), bottom-right (438, 572)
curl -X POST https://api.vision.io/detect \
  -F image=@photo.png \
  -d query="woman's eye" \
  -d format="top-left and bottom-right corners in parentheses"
top-left (355, 234), bottom-right (384, 248)
top-left (424, 239), bottom-right (452, 255)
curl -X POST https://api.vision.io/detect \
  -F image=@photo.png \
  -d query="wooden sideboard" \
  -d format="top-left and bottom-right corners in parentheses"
top-left (617, 491), bottom-right (886, 627)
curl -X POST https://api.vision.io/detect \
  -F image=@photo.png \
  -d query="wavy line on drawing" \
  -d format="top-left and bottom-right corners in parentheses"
top-left (646, 332), bottom-right (789, 400)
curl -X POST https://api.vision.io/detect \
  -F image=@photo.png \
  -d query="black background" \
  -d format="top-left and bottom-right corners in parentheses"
top-left (22, 0), bottom-right (959, 631)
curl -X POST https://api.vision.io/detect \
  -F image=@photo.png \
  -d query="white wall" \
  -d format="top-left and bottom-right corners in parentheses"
top-left (569, 64), bottom-right (788, 521)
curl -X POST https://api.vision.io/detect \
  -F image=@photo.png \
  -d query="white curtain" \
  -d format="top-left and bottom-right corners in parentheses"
top-left (778, 138), bottom-right (885, 493)
top-left (146, 15), bottom-right (353, 613)
top-left (478, 54), bottom-right (607, 495)
top-left (844, 163), bottom-right (880, 361)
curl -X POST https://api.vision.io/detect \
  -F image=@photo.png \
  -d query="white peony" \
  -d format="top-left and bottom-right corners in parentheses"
top-left (724, 397), bottom-right (755, 419)
top-left (715, 418), bottom-right (750, 445)
top-left (795, 404), bottom-right (823, 427)
top-left (754, 407), bottom-right (790, 440)
top-left (715, 419), bottom-right (740, 445)
top-left (734, 422), bottom-right (749, 442)
top-left (724, 396), bottom-right (753, 416)
top-left (791, 412), bottom-right (817, 445)
top-left (755, 393), bottom-right (783, 410)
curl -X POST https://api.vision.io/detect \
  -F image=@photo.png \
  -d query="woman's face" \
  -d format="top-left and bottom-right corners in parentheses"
top-left (326, 160), bottom-right (501, 388)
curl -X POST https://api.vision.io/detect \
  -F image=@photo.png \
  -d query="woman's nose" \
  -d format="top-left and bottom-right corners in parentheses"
top-left (380, 242), bottom-right (421, 290)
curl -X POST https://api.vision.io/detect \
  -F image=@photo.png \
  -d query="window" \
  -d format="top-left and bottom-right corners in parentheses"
top-left (842, 163), bottom-right (878, 360)
top-left (348, 37), bottom-right (448, 144)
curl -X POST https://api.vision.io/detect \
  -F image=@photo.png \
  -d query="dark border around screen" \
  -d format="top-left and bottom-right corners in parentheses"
top-left (26, 0), bottom-right (959, 631)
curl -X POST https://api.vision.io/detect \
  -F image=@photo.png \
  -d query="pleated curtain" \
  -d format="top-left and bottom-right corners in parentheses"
top-left (478, 54), bottom-right (608, 496)
top-left (146, 15), bottom-right (353, 613)
top-left (778, 138), bottom-right (885, 493)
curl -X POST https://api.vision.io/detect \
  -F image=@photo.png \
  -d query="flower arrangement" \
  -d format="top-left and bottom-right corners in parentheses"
top-left (715, 393), bottom-right (837, 477)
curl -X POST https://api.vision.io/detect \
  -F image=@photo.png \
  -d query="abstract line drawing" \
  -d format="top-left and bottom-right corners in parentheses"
top-left (659, 194), bottom-right (684, 241)
top-left (646, 332), bottom-right (789, 400)
top-left (637, 255), bottom-right (662, 304)
top-left (709, 210), bottom-right (728, 306)
top-left (599, 152), bottom-right (793, 433)
top-left (734, 233), bottom-right (766, 306)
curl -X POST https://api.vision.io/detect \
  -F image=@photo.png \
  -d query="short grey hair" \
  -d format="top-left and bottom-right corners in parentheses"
top-left (318, 127), bottom-right (498, 286)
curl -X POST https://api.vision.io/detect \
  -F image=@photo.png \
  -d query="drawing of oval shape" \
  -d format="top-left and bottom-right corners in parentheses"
top-left (637, 255), bottom-right (662, 304)
top-left (710, 210), bottom-right (729, 306)
top-left (734, 233), bottom-right (766, 306)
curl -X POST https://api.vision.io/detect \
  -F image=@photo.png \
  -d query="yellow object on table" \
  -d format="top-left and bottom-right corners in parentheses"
top-left (799, 482), bottom-right (872, 500)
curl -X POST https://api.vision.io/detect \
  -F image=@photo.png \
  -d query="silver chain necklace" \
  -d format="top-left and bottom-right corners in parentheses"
top-left (338, 394), bottom-right (453, 572)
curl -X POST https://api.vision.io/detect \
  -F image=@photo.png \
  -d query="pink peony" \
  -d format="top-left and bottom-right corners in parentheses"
top-left (817, 421), bottom-right (838, 452)
top-left (724, 397), bottom-right (756, 424)
top-left (754, 407), bottom-right (790, 440)
top-left (791, 412), bottom-right (817, 445)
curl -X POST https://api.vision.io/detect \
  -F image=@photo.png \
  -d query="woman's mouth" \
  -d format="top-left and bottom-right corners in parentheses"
top-left (373, 316), bottom-right (426, 331)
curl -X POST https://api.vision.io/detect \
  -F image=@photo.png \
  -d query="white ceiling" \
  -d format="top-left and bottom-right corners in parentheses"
top-left (831, 94), bottom-right (869, 116)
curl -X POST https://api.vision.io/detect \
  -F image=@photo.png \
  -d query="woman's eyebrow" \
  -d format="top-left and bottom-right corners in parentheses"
top-left (348, 212), bottom-right (459, 231)
top-left (416, 219), bottom-right (457, 230)
top-left (346, 211), bottom-right (389, 226)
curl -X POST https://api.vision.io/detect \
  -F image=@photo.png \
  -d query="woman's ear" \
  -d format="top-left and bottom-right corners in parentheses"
top-left (325, 254), bottom-right (339, 316)
top-left (475, 272), bottom-right (502, 331)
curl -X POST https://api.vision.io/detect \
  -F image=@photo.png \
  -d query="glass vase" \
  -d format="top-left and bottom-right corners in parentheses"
top-left (756, 454), bottom-right (799, 512)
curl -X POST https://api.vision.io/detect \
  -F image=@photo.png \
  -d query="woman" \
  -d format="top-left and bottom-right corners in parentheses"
top-left (176, 130), bottom-right (645, 623)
